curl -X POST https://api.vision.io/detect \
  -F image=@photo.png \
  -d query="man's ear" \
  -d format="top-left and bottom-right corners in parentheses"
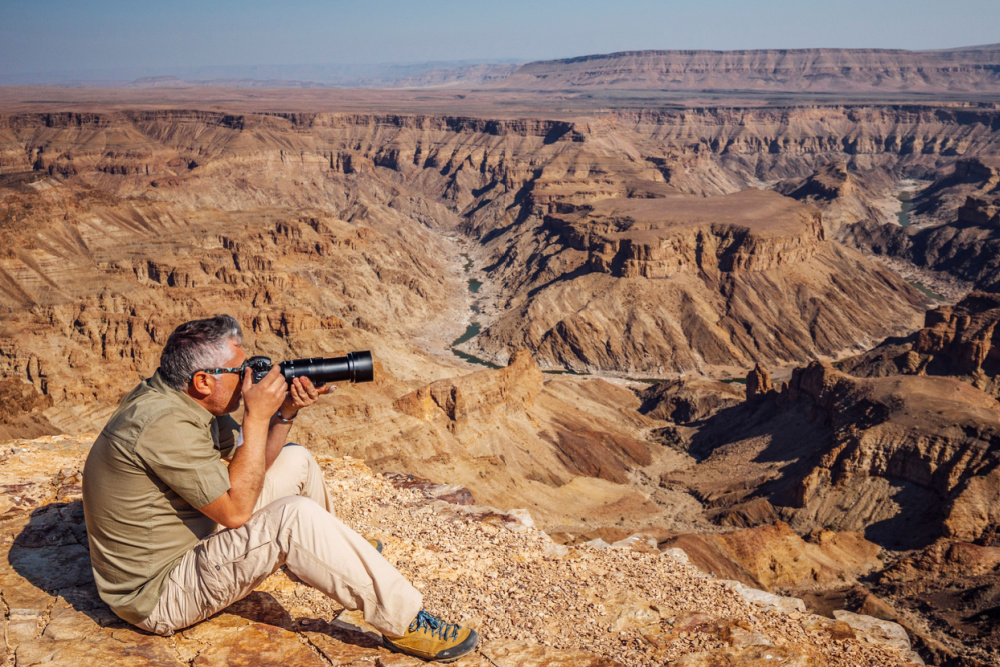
top-left (189, 373), bottom-right (214, 398)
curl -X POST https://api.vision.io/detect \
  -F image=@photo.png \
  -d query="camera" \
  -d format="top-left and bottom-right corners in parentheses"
top-left (246, 351), bottom-right (374, 386)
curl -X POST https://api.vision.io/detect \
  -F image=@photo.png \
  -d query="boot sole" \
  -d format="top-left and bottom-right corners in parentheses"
top-left (381, 629), bottom-right (479, 663)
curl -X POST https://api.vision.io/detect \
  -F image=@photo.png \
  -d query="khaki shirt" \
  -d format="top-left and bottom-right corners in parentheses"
top-left (82, 371), bottom-right (240, 625)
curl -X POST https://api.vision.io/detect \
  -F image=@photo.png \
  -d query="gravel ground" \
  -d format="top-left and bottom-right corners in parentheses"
top-left (285, 456), bottom-right (916, 667)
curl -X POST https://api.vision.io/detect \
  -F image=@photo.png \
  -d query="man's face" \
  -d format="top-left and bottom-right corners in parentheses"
top-left (208, 340), bottom-right (247, 415)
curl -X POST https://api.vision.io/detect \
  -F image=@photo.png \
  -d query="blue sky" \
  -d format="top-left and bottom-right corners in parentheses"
top-left (1, 0), bottom-right (998, 80)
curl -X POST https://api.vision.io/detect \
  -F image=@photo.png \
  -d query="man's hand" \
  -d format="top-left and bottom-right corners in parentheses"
top-left (278, 376), bottom-right (334, 419)
top-left (241, 365), bottom-right (287, 423)
top-left (201, 366), bottom-right (286, 529)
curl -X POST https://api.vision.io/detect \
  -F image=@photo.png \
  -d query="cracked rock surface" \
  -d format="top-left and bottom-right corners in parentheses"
top-left (2, 435), bottom-right (919, 666)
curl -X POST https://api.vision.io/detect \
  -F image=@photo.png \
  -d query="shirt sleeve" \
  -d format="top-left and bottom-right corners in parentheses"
top-left (137, 414), bottom-right (232, 509)
top-left (214, 414), bottom-right (242, 458)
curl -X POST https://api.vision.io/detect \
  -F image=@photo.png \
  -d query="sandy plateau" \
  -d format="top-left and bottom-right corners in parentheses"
top-left (2, 55), bottom-right (1000, 665)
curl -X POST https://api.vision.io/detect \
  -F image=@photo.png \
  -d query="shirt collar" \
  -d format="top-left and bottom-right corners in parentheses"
top-left (151, 370), bottom-right (216, 428)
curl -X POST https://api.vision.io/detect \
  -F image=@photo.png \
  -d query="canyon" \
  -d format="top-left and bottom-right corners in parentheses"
top-left (2, 49), bottom-right (1000, 665)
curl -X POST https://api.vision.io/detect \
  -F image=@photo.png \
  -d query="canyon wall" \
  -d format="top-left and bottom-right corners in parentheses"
top-left (3, 106), bottom-right (1000, 396)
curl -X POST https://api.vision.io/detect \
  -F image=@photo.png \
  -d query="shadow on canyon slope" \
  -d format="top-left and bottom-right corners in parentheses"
top-left (684, 400), bottom-right (946, 550)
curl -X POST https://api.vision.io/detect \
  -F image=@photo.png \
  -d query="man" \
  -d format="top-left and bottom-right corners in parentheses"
top-left (82, 314), bottom-right (478, 662)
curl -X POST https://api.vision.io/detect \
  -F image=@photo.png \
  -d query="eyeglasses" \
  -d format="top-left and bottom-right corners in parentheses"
top-left (186, 361), bottom-right (247, 383)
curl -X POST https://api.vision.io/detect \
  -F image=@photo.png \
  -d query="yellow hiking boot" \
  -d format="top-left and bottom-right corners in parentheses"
top-left (382, 610), bottom-right (479, 663)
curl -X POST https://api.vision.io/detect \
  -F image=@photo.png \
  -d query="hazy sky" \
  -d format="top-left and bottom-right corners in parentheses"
top-left (2, 0), bottom-right (998, 79)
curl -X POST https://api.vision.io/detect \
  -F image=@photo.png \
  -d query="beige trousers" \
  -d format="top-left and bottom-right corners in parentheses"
top-left (136, 444), bottom-right (423, 637)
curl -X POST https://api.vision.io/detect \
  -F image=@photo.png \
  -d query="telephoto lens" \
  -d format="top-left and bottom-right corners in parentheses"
top-left (247, 351), bottom-right (374, 386)
top-left (280, 351), bottom-right (374, 386)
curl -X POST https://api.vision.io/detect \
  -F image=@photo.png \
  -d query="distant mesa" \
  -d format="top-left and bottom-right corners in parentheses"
top-left (488, 46), bottom-right (1000, 94)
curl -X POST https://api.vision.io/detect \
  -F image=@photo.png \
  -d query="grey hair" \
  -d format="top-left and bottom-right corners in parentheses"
top-left (158, 314), bottom-right (244, 390)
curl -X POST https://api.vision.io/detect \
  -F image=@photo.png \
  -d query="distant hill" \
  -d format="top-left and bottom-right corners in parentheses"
top-left (487, 47), bottom-right (1000, 93)
top-left (9, 46), bottom-right (1000, 94)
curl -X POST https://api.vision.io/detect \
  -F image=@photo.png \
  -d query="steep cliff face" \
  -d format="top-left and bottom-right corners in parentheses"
top-left (0, 191), bottom-right (456, 435)
top-left (814, 157), bottom-right (1000, 290)
top-left (842, 291), bottom-right (1000, 396)
top-left (637, 376), bottom-right (744, 424)
top-left (782, 363), bottom-right (1000, 546)
top-left (911, 156), bottom-right (1000, 222)
top-left (614, 107), bottom-right (1000, 184)
top-left (453, 106), bottom-right (1000, 373)
top-left (904, 161), bottom-right (1000, 289)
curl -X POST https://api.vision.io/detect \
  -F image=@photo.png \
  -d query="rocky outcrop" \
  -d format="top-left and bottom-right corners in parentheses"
top-left (0, 435), bottom-right (923, 667)
top-left (912, 157), bottom-right (1000, 223)
top-left (746, 364), bottom-right (772, 400)
top-left (4, 106), bottom-right (1000, 385)
top-left (776, 161), bottom-right (899, 242)
top-left (781, 362), bottom-right (1000, 546)
top-left (842, 291), bottom-right (1000, 396)
top-left (389, 353), bottom-right (656, 487)
top-left (873, 540), bottom-right (1000, 666)
top-left (840, 157), bottom-right (1000, 291)
top-left (661, 522), bottom-right (882, 591)
top-left (638, 376), bottom-right (744, 424)
top-left (305, 351), bottom-right (676, 531)
top-left (393, 349), bottom-right (543, 422)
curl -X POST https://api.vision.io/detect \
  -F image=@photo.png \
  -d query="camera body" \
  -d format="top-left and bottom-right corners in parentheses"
top-left (246, 351), bottom-right (374, 386)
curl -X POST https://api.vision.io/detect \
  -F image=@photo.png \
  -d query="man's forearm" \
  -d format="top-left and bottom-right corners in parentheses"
top-left (199, 363), bottom-right (289, 529)
top-left (222, 413), bottom-right (270, 522)
top-left (264, 410), bottom-right (294, 468)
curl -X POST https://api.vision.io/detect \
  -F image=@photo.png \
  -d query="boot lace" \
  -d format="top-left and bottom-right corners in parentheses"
top-left (409, 610), bottom-right (460, 641)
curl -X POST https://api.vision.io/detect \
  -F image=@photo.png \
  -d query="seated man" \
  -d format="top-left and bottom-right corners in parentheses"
top-left (82, 314), bottom-right (478, 662)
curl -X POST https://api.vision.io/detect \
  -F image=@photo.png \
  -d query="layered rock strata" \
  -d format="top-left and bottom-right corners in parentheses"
top-left (492, 47), bottom-right (1000, 94)
top-left (840, 157), bottom-right (1000, 291)
top-left (638, 377), bottom-right (744, 424)
top-left (776, 161), bottom-right (897, 241)
top-left (3, 107), bottom-right (1000, 384)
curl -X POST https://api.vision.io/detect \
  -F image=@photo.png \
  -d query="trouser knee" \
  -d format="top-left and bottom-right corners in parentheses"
top-left (267, 495), bottom-right (325, 537)
top-left (279, 442), bottom-right (315, 467)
